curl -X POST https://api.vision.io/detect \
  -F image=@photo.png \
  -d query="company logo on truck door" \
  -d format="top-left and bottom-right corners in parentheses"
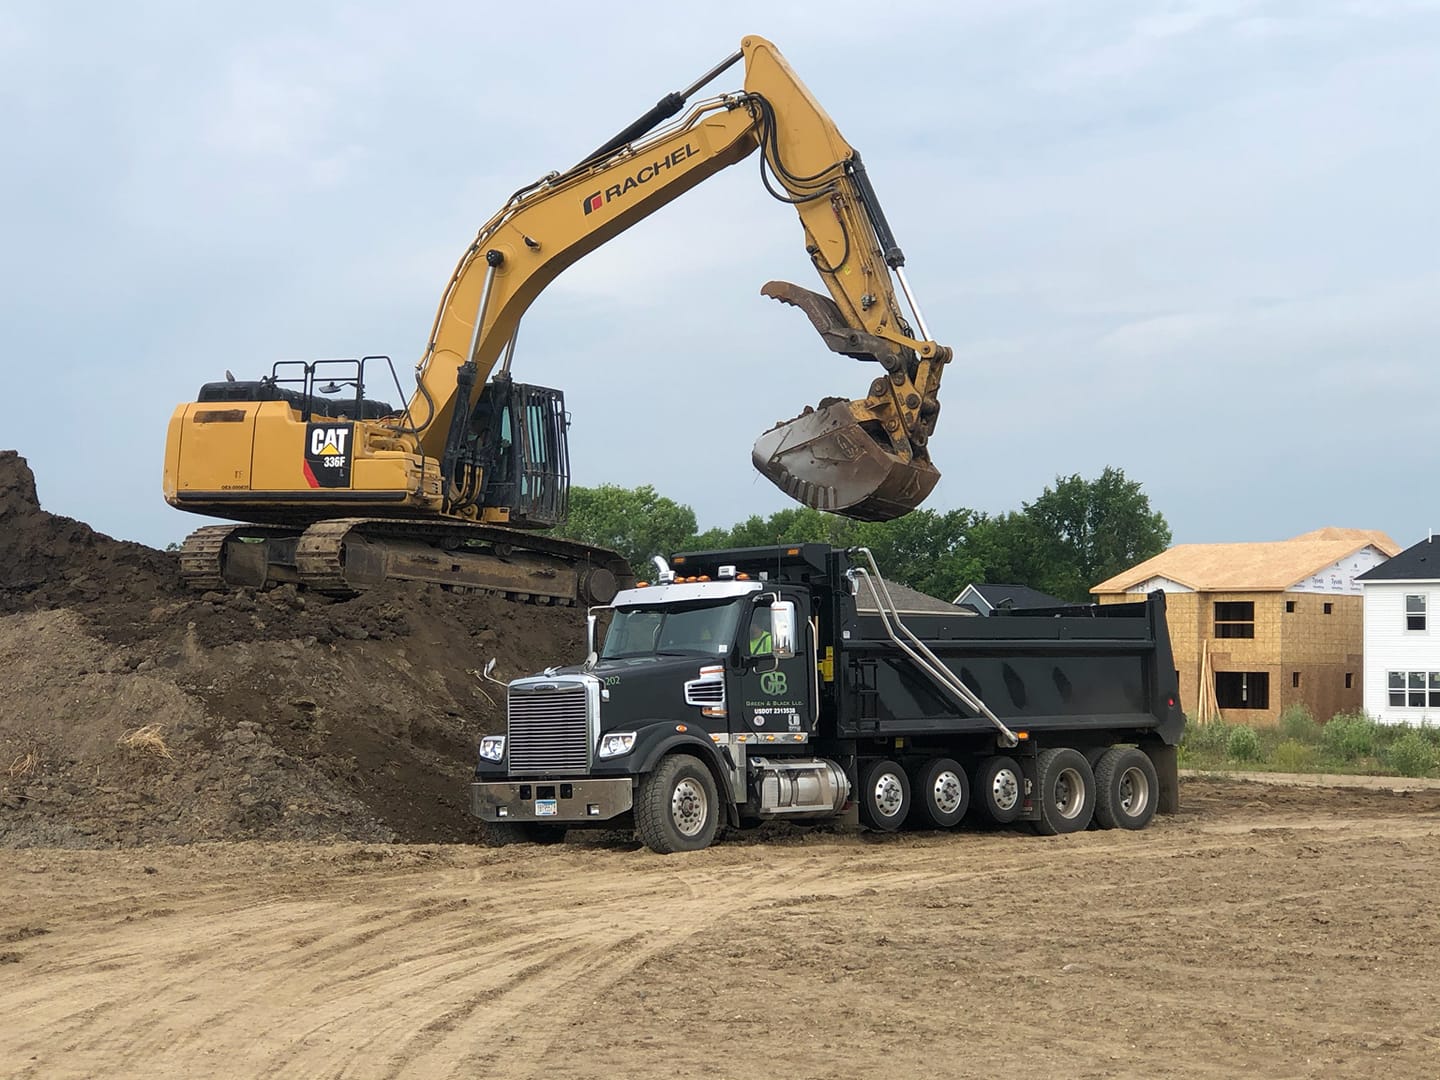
top-left (581, 143), bottom-right (700, 214)
top-left (303, 422), bottom-right (353, 488)
top-left (759, 670), bottom-right (789, 696)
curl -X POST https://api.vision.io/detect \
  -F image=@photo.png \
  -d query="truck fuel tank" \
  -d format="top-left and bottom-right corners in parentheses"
top-left (747, 756), bottom-right (851, 819)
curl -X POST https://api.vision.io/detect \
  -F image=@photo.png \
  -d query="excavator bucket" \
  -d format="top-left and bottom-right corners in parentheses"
top-left (752, 401), bottom-right (940, 522)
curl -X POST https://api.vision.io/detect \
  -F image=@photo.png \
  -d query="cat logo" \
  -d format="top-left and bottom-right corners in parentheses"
top-left (303, 422), bottom-right (354, 489)
top-left (310, 427), bottom-right (350, 456)
top-left (760, 671), bottom-right (788, 696)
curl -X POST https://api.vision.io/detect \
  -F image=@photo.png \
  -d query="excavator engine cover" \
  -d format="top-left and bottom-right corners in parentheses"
top-left (752, 402), bottom-right (940, 522)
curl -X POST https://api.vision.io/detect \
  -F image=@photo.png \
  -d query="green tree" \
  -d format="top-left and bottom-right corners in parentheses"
top-left (1019, 466), bottom-right (1171, 602)
top-left (554, 484), bottom-right (698, 581)
top-left (699, 506), bottom-right (859, 551)
top-left (851, 508), bottom-right (978, 599)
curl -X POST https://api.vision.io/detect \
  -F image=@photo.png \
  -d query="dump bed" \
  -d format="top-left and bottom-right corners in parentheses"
top-left (830, 583), bottom-right (1183, 747)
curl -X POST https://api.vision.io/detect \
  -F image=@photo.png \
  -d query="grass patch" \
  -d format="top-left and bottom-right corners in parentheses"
top-left (1386, 732), bottom-right (1438, 778)
top-left (1180, 712), bottom-right (1440, 778)
top-left (1272, 739), bottom-right (1318, 773)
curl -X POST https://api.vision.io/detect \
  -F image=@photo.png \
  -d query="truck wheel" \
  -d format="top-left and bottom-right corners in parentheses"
top-left (1034, 748), bottom-right (1095, 835)
top-left (975, 755), bottom-right (1024, 825)
top-left (909, 757), bottom-right (969, 828)
top-left (859, 759), bottom-right (910, 832)
top-left (1093, 747), bottom-right (1159, 830)
top-left (635, 754), bottom-right (720, 854)
top-left (482, 822), bottom-right (568, 847)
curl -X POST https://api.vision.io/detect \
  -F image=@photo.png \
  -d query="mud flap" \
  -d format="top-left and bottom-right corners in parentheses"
top-left (752, 401), bottom-right (940, 521)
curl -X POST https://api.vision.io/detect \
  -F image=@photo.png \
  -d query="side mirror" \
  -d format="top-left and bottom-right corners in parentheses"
top-left (770, 601), bottom-right (797, 660)
top-left (585, 612), bottom-right (599, 670)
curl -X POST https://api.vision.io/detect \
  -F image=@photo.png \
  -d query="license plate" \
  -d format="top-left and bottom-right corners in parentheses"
top-left (535, 798), bottom-right (558, 817)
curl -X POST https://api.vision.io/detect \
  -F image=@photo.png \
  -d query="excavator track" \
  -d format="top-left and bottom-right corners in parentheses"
top-left (179, 518), bottom-right (631, 606)
top-left (177, 523), bottom-right (303, 592)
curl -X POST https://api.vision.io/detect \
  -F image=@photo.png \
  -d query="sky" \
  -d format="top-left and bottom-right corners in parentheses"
top-left (3, 0), bottom-right (1437, 551)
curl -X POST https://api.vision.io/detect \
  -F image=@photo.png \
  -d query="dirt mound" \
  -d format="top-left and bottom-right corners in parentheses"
top-left (0, 450), bottom-right (176, 617)
top-left (0, 451), bottom-right (586, 847)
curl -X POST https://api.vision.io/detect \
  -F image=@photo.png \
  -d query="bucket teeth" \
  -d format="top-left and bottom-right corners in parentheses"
top-left (752, 402), bottom-right (939, 522)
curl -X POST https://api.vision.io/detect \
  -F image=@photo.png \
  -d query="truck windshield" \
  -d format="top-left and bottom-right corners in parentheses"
top-left (602, 599), bottom-right (743, 659)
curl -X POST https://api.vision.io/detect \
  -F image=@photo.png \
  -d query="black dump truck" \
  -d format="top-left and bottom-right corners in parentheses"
top-left (472, 544), bottom-right (1185, 853)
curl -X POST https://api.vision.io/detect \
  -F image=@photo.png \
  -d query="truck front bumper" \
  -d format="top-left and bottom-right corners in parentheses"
top-left (470, 778), bottom-right (634, 823)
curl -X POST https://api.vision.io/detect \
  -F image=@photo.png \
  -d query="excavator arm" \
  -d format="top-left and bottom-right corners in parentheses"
top-left (400, 34), bottom-right (948, 521)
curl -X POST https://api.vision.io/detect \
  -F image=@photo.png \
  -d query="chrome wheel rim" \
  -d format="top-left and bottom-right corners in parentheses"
top-left (931, 770), bottom-right (965, 815)
top-left (671, 778), bottom-right (709, 837)
top-left (990, 768), bottom-right (1020, 812)
top-left (1054, 766), bottom-right (1087, 820)
top-left (1118, 765), bottom-right (1150, 817)
top-left (873, 772), bottom-right (905, 819)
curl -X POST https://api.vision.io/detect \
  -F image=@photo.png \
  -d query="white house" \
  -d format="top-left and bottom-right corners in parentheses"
top-left (1357, 535), bottom-right (1440, 725)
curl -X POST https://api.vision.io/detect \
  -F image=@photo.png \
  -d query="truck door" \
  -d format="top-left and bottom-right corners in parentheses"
top-left (734, 596), bottom-right (818, 738)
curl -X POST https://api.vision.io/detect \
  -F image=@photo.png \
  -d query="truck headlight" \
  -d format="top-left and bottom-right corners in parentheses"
top-left (477, 735), bottom-right (506, 763)
top-left (597, 732), bottom-right (636, 759)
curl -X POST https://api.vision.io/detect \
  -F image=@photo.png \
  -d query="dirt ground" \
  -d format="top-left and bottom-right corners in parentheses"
top-left (1, 777), bottom-right (1437, 1079)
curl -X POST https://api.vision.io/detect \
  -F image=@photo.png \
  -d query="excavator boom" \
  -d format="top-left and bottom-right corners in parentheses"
top-left (403, 34), bottom-right (949, 520)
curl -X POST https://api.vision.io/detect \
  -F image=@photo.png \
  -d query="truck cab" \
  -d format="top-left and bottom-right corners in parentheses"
top-left (472, 551), bottom-right (848, 852)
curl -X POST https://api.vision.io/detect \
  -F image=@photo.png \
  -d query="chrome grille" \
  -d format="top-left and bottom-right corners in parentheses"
top-left (507, 680), bottom-right (591, 775)
top-left (684, 666), bottom-right (725, 707)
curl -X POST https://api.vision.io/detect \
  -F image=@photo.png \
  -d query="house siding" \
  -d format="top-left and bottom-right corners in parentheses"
top-left (1363, 582), bottom-right (1440, 726)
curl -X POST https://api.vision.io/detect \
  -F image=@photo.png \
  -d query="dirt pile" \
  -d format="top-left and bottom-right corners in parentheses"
top-left (0, 451), bottom-right (586, 847)
top-left (0, 450), bottom-right (176, 617)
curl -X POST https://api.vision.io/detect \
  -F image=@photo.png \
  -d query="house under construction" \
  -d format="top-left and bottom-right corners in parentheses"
top-left (1092, 528), bottom-right (1399, 724)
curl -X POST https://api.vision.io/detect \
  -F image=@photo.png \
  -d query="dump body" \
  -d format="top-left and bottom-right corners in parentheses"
top-left (472, 544), bottom-right (1184, 852)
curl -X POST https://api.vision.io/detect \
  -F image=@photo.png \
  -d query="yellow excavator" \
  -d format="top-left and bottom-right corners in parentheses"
top-left (163, 34), bottom-right (951, 605)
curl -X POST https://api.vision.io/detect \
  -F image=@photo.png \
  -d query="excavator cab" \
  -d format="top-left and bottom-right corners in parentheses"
top-left (464, 378), bottom-right (570, 529)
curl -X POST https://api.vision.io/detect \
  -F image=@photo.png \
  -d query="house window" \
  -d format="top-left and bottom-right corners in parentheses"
top-left (1291, 672), bottom-right (1301, 688)
top-left (1345, 672), bottom-right (1353, 689)
top-left (1406, 594), bottom-right (1427, 631)
top-left (1215, 671), bottom-right (1269, 710)
top-left (1387, 671), bottom-right (1440, 708)
top-left (1285, 600), bottom-right (1296, 614)
top-left (1323, 602), bottom-right (1333, 615)
top-left (1214, 601), bottom-right (1255, 639)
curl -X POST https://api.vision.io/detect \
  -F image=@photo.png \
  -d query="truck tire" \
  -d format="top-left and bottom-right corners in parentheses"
top-left (975, 755), bottom-right (1024, 825)
top-left (482, 822), bottom-right (568, 847)
top-left (1033, 747), bottom-right (1095, 835)
top-left (635, 754), bottom-right (720, 854)
top-left (1093, 747), bottom-right (1159, 830)
top-left (909, 757), bottom-right (970, 828)
top-left (859, 759), bottom-right (911, 832)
